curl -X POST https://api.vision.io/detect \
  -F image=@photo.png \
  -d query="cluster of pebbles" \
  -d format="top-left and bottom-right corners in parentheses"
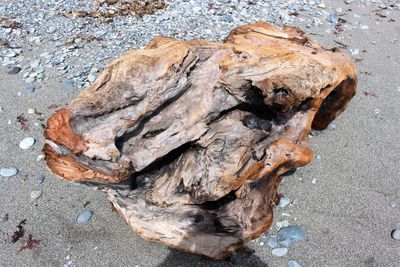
top-left (1, 0), bottom-right (399, 265)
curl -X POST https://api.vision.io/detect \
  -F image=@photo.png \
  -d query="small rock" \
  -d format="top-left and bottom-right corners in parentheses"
top-left (278, 197), bottom-right (290, 207)
top-left (0, 168), bottom-right (18, 177)
top-left (36, 155), bottom-right (45, 161)
top-left (328, 123), bottom-right (336, 130)
top-left (272, 247), bottom-right (288, 257)
top-left (350, 48), bottom-right (360, 56)
top-left (36, 175), bottom-right (45, 184)
top-left (267, 235), bottom-right (278, 248)
top-left (87, 74), bottom-right (96, 83)
top-left (277, 225), bottom-right (305, 247)
top-left (389, 201), bottom-right (396, 208)
top-left (30, 59), bottom-right (41, 69)
top-left (63, 80), bottom-right (74, 89)
top-left (25, 77), bottom-right (35, 83)
top-left (392, 229), bottom-right (400, 240)
top-left (25, 87), bottom-right (35, 93)
top-left (288, 259), bottom-right (302, 267)
top-left (344, 0), bottom-right (354, 4)
top-left (7, 66), bottom-right (21, 75)
top-left (311, 178), bottom-right (317, 184)
top-left (259, 241), bottom-right (264, 246)
top-left (277, 220), bottom-right (289, 229)
top-left (19, 137), bottom-right (35, 150)
top-left (30, 190), bottom-right (43, 200)
top-left (76, 210), bottom-right (93, 224)
top-left (326, 12), bottom-right (339, 24)
top-left (28, 108), bottom-right (35, 114)
top-left (360, 24), bottom-right (369, 30)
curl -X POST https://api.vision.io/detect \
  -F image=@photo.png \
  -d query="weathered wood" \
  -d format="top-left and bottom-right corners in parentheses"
top-left (43, 22), bottom-right (357, 259)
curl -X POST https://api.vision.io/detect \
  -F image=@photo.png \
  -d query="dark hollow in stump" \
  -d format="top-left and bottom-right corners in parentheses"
top-left (43, 22), bottom-right (357, 259)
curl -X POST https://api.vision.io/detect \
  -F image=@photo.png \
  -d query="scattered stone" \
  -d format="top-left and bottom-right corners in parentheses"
top-left (259, 241), bottom-right (264, 246)
top-left (36, 155), bottom-right (45, 161)
top-left (278, 197), bottom-right (291, 207)
top-left (344, 0), bottom-right (354, 4)
top-left (277, 225), bottom-right (306, 247)
top-left (288, 259), bottom-right (302, 267)
top-left (277, 220), bottom-right (289, 229)
top-left (63, 80), bottom-right (74, 89)
top-left (328, 123), bottom-right (337, 130)
top-left (25, 77), bottom-right (35, 83)
top-left (25, 87), bottom-right (35, 93)
top-left (311, 178), bottom-right (317, 184)
top-left (267, 235), bottom-right (279, 248)
top-left (272, 247), bottom-right (288, 257)
top-left (76, 209), bottom-right (93, 224)
top-left (0, 168), bottom-right (18, 177)
top-left (19, 137), bottom-right (35, 150)
top-left (1, 213), bottom-right (8, 222)
top-left (392, 229), bottom-right (400, 240)
top-left (326, 11), bottom-right (339, 24)
top-left (7, 66), bottom-right (21, 75)
top-left (27, 108), bottom-right (35, 114)
top-left (350, 48), bottom-right (360, 56)
top-left (360, 24), bottom-right (369, 30)
top-left (30, 59), bottom-right (41, 69)
top-left (88, 74), bottom-right (96, 83)
top-left (36, 175), bottom-right (45, 184)
top-left (30, 190), bottom-right (43, 200)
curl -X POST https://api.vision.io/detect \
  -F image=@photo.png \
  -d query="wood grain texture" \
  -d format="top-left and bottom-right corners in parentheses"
top-left (43, 22), bottom-right (357, 259)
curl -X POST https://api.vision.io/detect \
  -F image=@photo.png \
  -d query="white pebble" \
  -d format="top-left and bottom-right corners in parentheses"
top-left (392, 229), bottom-right (400, 240)
top-left (30, 190), bottom-right (43, 200)
top-left (19, 137), bottom-right (35, 149)
top-left (0, 168), bottom-right (18, 177)
top-left (272, 247), bottom-right (288, 257)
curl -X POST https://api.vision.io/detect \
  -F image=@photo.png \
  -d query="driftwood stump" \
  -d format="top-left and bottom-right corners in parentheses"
top-left (44, 22), bottom-right (357, 259)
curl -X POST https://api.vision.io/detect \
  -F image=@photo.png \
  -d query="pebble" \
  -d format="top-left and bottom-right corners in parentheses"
top-left (272, 247), bottom-right (288, 257)
top-left (36, 155), bottom-right (45, 161)
top-left (76, 209), bottom-right (93, 223)
top-left (350, 48), bottom-right (360, 56)
top-left (344, 0), bottom-right (354, 4)
top-left (267, 235), bottom-right (279, 248)
top-left (0, 168), bottom-right (18, 177)
top-left (25, 87), bottom-right (35, 93)
top-left (36, 174), bottom-right (45, 184)
top-left (288, 259), bottom-right (302, 267)
top-left (277, 225), bottom-right (306, 247)
top-left (30, 190), bottom-right (43, 200)
top-left (87, 74), bottom-right (96, 83)
top-left (63, 80), bottom-right (74, 89)
top-left (30, 59), bottom-right (41, 69)
top-left (19, 137), bottom-right (35, 150)
top-left (277, 220), bottom-right (290, 229)
top-left (25, 77), bottom-right (35, 83)
top-left (28, 108), bottom-right (35, 114)
top-left (360, 24), bottom-right (369, 30)
top-left (392, 229), bottom-right (400, 240)
top-left (7, 66), bottom-right (21, 75)
top-left (278, 197), bottom-right (291, 207)
top-left (326, 12), bottom-right (339, 24)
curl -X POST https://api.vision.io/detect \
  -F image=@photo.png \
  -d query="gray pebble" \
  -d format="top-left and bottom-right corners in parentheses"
top-left (30, 190), bottom-right (43, 200)
top-left (25, 76), bottom-right (35, 83)
top-left (267, 235), bottom-right (278, 248)
top-left (344, 0), bottom-right (354, 4)
top-left (326, 12), bottom-right (339, 24)
top-left (25, 87), bottom-right (35, 93)
top-left (76, 209), bottom-right (93, 224)
top-left (36, 174), bottom-right (45, 184)
top-left (277, 225), bottom-right (305, 247)
top-left (389, 201), bottom-right (396, 208)
top-left (88, 74), bottom-right (96, 83)
top-left (278, 197), bottom-right (290, 207)
top-left (272, 247), bottom-right (288, 257)
top-left (30, 59), bottom-right (41, 69)
top-left (63, 80), bottom-right (74, 89)
top-left (0, 168), bottom-right (18, 177)
top-left (19, 137), bottom-right (35, 150)
top-left (7, 66), bottom-right (21, 75)
top-left (288, 259), bottom-right (302, 267)
top-left (392, 229), bottom-right (400, 240)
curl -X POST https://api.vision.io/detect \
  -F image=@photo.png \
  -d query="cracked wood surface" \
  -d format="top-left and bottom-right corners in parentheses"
top-left (43, 22), bottom-right (357, 259)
